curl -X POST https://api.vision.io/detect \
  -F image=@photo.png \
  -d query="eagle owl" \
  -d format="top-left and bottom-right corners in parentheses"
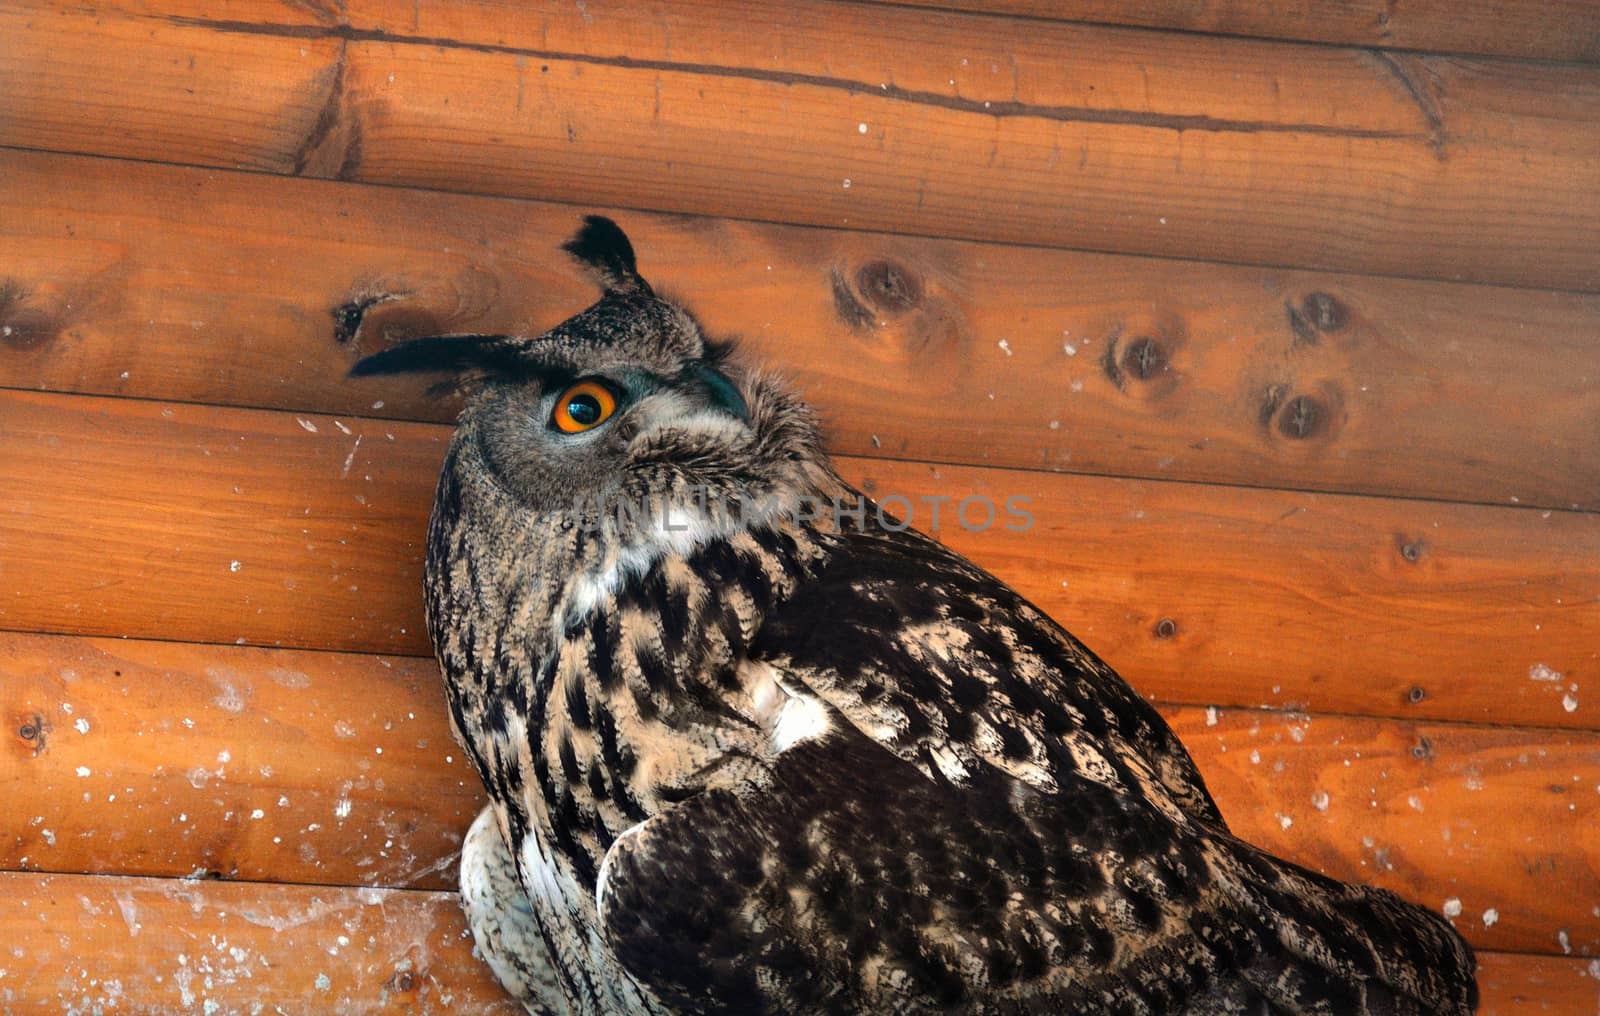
top-left (351, 217), bottom-right (1477, 1014)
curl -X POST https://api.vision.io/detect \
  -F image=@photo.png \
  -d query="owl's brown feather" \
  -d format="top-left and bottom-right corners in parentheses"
top-left (351, 216), bottom-right (1477, 1015)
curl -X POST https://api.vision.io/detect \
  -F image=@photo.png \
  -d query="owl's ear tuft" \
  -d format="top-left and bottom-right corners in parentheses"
top-left (347, 334), bottom-right (530, 381)
top-left (563, 215), bottom-right (653, 298)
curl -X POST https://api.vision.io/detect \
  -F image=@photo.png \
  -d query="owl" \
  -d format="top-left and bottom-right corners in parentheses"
top-left (350, 217), bottom-right (1477, 1014)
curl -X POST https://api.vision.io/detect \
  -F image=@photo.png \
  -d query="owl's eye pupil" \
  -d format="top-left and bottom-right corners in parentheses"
top-left (566, 394), bottom-right (602, 425)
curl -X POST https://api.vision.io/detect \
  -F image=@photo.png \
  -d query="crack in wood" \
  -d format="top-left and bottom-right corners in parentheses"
top-left (1370, 50), bottom-right (1448, 159)
top-left (158, 15), bottom-right (1433, 144)
top-left (290, 38), bottom-right (362, 179)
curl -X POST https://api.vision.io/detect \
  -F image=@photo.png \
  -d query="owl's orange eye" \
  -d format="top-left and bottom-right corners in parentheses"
top-left (551, 380), bottom-right (618, 433)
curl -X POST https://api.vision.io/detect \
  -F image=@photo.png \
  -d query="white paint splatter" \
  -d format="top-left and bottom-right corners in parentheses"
top-left (335, 799), bottom-right (353, 819)
top-left (229, 560), bottom-right (242, 573)
top-left (74, 718), bottom-right (90, 734)
top-left (250, 809), bottom-right (264, 820)
top-left (1562, 693), bottom-right (1579, 713)
top-left (333, 720), bottom-right (357, 740)
top-left (1482, 908), bottom-right (1499, 928)
top-left (1442, 898), bottom-right (1462, 918)
top-left (1276, 814), bottom-right (1293, 830)
top-left (997, 339), bottom-right (1013, 356)
top-left (341, 434), bottom-right (363, 478)
top-left (1311, 791), bottom-right (1329, 812)
top-left (1558, 929), bottom-right (1571, 954)
top-left (314, 972), bottom-right (331, 991)
top-left (297, 418), bottom-right (319, 433)
top-left (75, 766), bottom-right (91, 778)
top-left (268, 668), bottom-right (312, 690)
top-left (1529, 663), bottom-right (1563, 682)
top-left (1205, 706), bottom-right (1218, 727)
top-left (115, 893), bottom-right (141, 936)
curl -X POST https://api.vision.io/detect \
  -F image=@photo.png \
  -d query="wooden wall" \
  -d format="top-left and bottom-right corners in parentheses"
top-left (1, 1), bottom-right (1597, 1011)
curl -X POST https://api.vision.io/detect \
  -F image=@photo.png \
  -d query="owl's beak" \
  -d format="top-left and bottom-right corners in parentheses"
top-left (681, 362), bottom-right (750, 424)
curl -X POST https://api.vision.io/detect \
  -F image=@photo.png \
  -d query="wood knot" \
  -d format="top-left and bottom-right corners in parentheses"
top-left (332, 292), bottom-right (441, 351)
top-left (16, 713), bottom-right (48, 756)
top-left (1303, 292), bottom-right (1347, 332)
top-left (1102, 321), bottom-right (1184, 397)
top-left (1397, 538), bottom-right (1425, 563)
top-left (1122, 337), bottom-right (1167, 380)
top-left (1410, 735), bottom-right (1434, 760)
top-left (854, 260), bottom-right (923, 314)
top-left (1277, 395), bottom-right (1326, 440)
top-left (1406, 685), bottom-right (1427, 704)
top-left (1153, 618), bottom-right (1178, 640)
top-left (1285, 292), bottom-right (1348, 345)
top-left (0, 283), bottom-right (58, 351)
top-left (829, 267), bottom-right (874, 331)
top-left (386, 968), bottom-right (417, 993)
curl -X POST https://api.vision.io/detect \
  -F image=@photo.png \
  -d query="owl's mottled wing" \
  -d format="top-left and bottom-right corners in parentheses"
top-left (761, 517), bottom-right (1228, 831)
top-left (598, 731), bottom-right (1471, 1013)
top-left (595, 518), bottom-right (1474, 1013)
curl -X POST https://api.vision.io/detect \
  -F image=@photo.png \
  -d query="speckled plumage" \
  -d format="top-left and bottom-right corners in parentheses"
top-left (351, 217), bottom-right (1478, 1015)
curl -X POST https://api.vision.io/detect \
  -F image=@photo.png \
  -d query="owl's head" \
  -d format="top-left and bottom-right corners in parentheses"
top-left (351, 217), bottom-right (830, 536)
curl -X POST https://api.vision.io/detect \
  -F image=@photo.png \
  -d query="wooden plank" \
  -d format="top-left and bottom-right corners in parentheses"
top-left (0, 872), bottom-right (521, 1013)
top-left (2, 5), bottom-right (1598, 289)
top-left (1165, 706), bottom-right (1600, 960)
top-left (0, 390), bottom-right (438, 656)
top-left (0, 7), bottom-right (341, 176)
top-left (1, 632), bottom-right (483, 890)
top-left (4, 151), bottom-right (1597, 512)
top-left (1477, 952), bottom-right (1600, 1014)
top-left (880, 1), bottom-right (1600, 64)
top-left (5, 644), bottom-right (1600, 957)
top-left (1, 389), bottom-right (1594, 729)
top-left (0, 872), bottom-right (1584, 1016)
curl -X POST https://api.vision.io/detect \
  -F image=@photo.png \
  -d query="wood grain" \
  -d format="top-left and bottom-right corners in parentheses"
top-left (0, 388), bottom-right (1594, 730)
top-left (4, 150), bottom-right (1597, 511)
top-left (0, 870), bottom-right (1586, 1014)
top-left (1165, 706), bottom-right (1600, 961)
top-left (4, 633), bottom-right (1598, 957)
top-left (2, 4), bottom-right (1598, 289)
top-left (0, 872), bottom-right (521, 1013)
top-left (1, 632), bottom-right (483, 890)
top-left (884, 0), bottom-right (1600, 64)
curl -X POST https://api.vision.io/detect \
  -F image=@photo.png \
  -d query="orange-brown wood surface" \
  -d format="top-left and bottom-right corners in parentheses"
top-left (0, 872), bottom-right (521, 1014)
top-left (5, 630), bottom-right (1597, 958)
top-left (3, 3), bottom-right (1599, 289)
top-left (5, 150), bottom-right (1597, 511)
top-left (897, 0), bottom-right (1600, 63)
top-left (0, 871), bottom-right (1585, 1015)
top-left (2, 632), bottom-right (482, 890)
top-left (1, 0), bottom-right (1595, 1003)
top-left (3, 389), bottom-right (1594, 730)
